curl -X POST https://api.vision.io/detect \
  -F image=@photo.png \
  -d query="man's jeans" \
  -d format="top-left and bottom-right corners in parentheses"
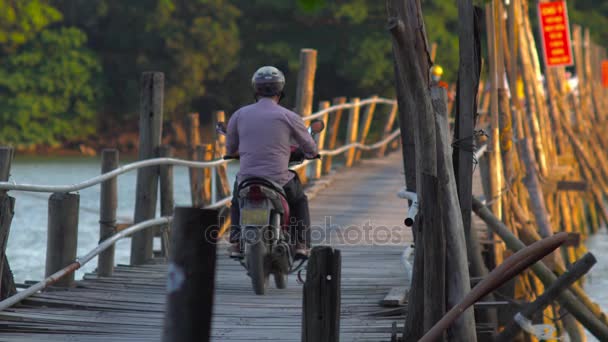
top-left (230, 173), bottom-right (311, 248)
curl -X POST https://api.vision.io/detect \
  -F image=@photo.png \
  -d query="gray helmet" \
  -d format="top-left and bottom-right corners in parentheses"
top-left (252, 66), bottom-right (285, 97)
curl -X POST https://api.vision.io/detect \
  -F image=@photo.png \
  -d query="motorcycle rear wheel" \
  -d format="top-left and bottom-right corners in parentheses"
top-left (247, 241), bottom-right (268, 295)
top-left (274, 272), bottom-right (288, 289)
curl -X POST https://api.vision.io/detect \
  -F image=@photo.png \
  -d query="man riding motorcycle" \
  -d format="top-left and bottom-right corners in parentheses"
top-left (225, 66), bottom-right (318, 260)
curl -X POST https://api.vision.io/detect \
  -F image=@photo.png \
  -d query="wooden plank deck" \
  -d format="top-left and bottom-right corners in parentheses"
top-left (0, 152), bottom-right (415, 341)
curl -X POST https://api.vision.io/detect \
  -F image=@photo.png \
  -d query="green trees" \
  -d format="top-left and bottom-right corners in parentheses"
top-left (0, 0), bottom-right (605, 147)
top-left (0, 28), bottom-right (102, 146)
top-left (0, 1), bottom-right (101, 147)
top-left (53, 0), bottom-right (241, 119)
top-left (0, 0), bottom-right (62, 53)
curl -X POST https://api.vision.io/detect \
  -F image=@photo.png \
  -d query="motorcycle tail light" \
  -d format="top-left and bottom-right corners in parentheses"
top-left (247, 185), bottom-right (265, 201)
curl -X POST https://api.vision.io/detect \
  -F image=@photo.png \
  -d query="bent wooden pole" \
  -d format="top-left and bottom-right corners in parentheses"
top-left (419, 231), bottom-right (569, 342)
top-left (162, 207), bottom-right (219, 342)
top-left (472, 198), bottom-right (608, 341)
top-left (496, 253), bottom-right (596, 342)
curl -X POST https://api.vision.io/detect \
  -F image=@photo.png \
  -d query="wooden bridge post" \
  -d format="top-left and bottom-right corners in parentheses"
top-left (377, 102), bottom-right (398, 157)
top-left (354, 95), bottom-right (378, 161)
top-left (98, 149), bottom-right (118, 277)
top-left (302, 246), bottom-right (341, 342)
top-left (323, 97), bottom-right (347, 174)
top-left (46, 193), bottom-right (79, 287)
top-left (159, 145), bottom-right (174, 258)
top-left (197, 144), bottom-right (214, 205)
top-left (162, 207), bottom-right (219, 342)
top-left (214, 110), bottom-right (231, 199)
top-left (186, 113), bottom-right (203, 207)
top-left (131, 71), bottom-right (164, 265)
top-left (345, 98), bottom-right (360, 168)
top-left (314, 101), bottom-right (330, 179)
top-left (295, 48), bottom-right (318, 184)
top-left (0, 147), bottom-right (16, 299)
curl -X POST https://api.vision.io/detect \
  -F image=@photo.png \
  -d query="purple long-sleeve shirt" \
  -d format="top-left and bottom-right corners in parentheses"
top-left (226, 97), bottom-right (318, 186)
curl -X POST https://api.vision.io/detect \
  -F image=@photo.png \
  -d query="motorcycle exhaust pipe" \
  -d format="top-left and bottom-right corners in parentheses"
top-left (272, 242), bottom-right (292, 273)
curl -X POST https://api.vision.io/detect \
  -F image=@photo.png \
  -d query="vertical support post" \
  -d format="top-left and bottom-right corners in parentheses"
top-left (98, 149), bottom-right (118, 277)
top-left (295, 49), bottom-right (318, 117)
top-left (131, 71), bottom-right (164, 265)
top-left (214, 111), bottom-right (231, 198)
top-left (345, 98), bottom-right (360, 168)
top-left (486, 1), bottom-right (503, 221)
top-left (377, 102), bottom-right (399, 157)
top-left (323, 97), bottom-right (347, 174)
top-left (302, 246), bottom-right (341, 342)
top-left (197, 144), bottom-right (214, 205)
top-left (210, 166), bottom-right (217, 205)
top-left (186, 113), bottom-right (202, 207)
top-left (314, 101), bottom-right (330, 179)
top-left (162, 207), bottom-right (218, 342)
top-left (159, 145), bottom-right (174, 258)
top-left (355, 96), bottom-right (378, 161)
top-left (455, 0), bottom-right (484, 265)
top-left (295, 48), bottom-right (318, 184)
top-left (0, 147), bottom-right (16, 299)
top-left (46, 193), bottom-right (79, 287)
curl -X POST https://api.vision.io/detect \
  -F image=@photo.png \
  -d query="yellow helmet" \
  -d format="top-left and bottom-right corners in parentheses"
top-left (431, 65), bottom-right (444, 77)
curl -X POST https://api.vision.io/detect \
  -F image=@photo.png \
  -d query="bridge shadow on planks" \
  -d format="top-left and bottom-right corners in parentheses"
top-left (0, 152), bottom-right (413, 342)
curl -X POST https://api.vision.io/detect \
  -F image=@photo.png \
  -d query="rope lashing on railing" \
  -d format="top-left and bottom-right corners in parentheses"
top-left (304, 97), bottom-right (397, 122)
top-left (0, 217), bottom-right (172, 311)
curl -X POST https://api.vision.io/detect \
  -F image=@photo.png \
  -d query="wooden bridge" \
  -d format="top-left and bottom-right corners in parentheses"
top-left (0, 152), bottom-right (420, 342)
top-left (0, 72), bottom-right (426, 342)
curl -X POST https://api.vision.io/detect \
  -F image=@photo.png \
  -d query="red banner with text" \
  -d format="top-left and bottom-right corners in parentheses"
top-left (538, 1), bottom-right (574, 67)
top-left (603, 61), bottom-right (608, 88)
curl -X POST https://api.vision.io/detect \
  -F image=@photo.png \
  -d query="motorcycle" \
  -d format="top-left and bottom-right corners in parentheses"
top-left (215, 119), bottom-right (325, 295)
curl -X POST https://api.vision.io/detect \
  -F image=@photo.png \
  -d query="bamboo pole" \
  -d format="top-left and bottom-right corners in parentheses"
top-left (485, 1), bottom-right (503, 221)
top-left (345, 98), bottom-right (360, 168)
top-left (159, 146), bottom-right (174, 259)
top-left (473, 198), bottom-right (608, 341)
top-left (314, 101), bottom-right (330, 179)
top-left (377, 102), bottom-right (399, 157)
top-left (295, 49), bottom-right (318, 184)
top-left (214, 111), bottom-right (231, 198)
top-left (354, 95), bottom-right (378, 161)
top-left (323, 97), bottom-right (347, 174)
top-left (495, 253), bottom-right (596, 341)
top-left (186, 113), bottom-right (203, 207)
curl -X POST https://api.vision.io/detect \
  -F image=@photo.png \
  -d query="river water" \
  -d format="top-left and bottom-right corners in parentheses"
top-left (5, 157), bottom-right (608, 339)
top-left (6, 156), bottom-right (237, 282)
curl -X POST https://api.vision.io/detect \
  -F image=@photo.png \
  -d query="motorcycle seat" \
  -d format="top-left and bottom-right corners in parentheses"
top-left (237, 176), bottom-right (287, 199)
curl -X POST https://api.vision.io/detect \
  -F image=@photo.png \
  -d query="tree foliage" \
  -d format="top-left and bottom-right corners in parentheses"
top-left (0, 0), bottom-right (62, 53)
top-left (52, 0), bottom-right (241, 119)
top-left (0, 0), bottom-right (606, 147)
top-left (0, 27), bottom-right (102, 146)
